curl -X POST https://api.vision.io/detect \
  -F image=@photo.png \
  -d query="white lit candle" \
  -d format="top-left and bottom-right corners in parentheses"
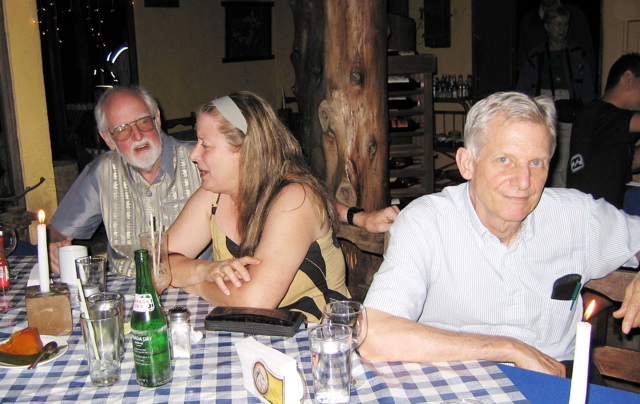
top-left (569, 300), bottom-right (595, 404)
top-left (37, 210), bottom-right (50, 293)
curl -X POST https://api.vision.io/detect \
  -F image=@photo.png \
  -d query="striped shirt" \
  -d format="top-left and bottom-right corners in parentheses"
top-left (51, 133), bottom-right (202, 277)
top-left (364, 183), bottom-right (640, 361)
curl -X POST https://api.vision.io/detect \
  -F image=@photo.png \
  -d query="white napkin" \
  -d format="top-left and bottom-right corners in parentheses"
top-left (27, 264), bottom-right (41, 287)
top-left (235, 337), bottom-right (305, 403)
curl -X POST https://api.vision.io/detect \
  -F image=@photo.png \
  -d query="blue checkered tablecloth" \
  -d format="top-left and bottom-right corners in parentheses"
top-left (0, 256), bottom-right (528, 403)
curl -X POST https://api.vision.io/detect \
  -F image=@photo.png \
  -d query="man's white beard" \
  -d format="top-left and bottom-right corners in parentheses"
top-left (117, 135), bottom-right (163, 171)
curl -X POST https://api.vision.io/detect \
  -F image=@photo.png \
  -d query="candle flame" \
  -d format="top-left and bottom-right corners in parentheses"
top-left (584, 300), bottom-right (596, 321)
top-left (38, 210), bottom-right (45, 224)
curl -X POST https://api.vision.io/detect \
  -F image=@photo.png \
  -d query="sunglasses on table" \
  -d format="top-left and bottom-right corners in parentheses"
top-left (108, 116), bottom-right (156, 142)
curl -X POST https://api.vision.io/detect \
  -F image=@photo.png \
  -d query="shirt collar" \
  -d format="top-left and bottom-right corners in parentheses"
top-left (461, 182), bottom-right (536, 246)
top-left (156, 132), bottom-right (176, 184)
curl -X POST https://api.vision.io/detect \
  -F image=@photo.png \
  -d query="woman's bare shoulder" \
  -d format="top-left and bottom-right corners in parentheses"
top-left (273, 182), bottom-right (319, 210)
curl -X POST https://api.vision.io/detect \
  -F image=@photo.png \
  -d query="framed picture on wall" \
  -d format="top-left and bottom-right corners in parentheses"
top-left (222, 1), bottom-right (275, 63)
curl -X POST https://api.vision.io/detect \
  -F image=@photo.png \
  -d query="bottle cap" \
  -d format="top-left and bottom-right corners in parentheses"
top-left (168, 306), bottom-right (190, 322)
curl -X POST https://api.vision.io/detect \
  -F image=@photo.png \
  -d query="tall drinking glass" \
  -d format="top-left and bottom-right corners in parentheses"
top-left (87, 292), bottom-right (126, 360)
top-left (309, 324), bottom-right (352, 404)
top-left (80, 307), bottom-right (121, 386)
top-left (139, 231), bottom-right (171, 294)
top-left (321, 301), bottom-right (368, 390)
top-left (76, 256), bottom-right (107, 297)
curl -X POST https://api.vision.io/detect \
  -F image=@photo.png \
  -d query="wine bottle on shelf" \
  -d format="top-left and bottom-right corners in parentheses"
top-left (388, 96), bottom-right (420, 110)
top-left (387, 76), bottom-right (424, 91)
top-left (389, 157), bottom-right (417, 169)
top-left (390, 177), bottom-right (421, 189)
top-left (389, 118), bottom-right (424, 132)
top-left (131, 249), bottom-right (173, 387)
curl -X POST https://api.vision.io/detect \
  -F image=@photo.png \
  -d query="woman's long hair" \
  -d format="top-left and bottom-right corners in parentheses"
top-left (196, 91), bottom-right (338, 257)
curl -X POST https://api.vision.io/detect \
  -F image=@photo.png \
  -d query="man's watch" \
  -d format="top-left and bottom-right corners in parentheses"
top-left (347, 207), bottom-right (365, 226)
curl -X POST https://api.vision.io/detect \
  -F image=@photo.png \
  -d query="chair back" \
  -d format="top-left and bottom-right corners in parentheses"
top-left (584, 269), bottom-right (640, 384)
top-left (162, 112), bottom-right (196, 141)
top-left (336, 224), bottom-right (388, 256)
top-left (336, 224), bottom-right (388, 301)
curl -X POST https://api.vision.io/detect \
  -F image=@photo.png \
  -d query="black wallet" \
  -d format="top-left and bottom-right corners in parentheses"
top-left (204, 306), bottom-right (307, 337)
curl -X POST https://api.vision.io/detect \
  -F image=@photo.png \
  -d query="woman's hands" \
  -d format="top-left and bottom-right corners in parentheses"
top-left (198, 256), bottom-right (261, 296)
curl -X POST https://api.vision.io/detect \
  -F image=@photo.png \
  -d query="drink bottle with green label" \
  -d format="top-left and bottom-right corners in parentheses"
top-left (131, 249), bottom-right (172, 387)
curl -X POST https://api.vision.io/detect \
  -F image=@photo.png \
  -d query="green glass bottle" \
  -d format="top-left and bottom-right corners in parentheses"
top-left (131, 249), bottom-right (172, 387)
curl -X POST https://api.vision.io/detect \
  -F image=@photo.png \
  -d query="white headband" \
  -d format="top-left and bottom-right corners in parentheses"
top-left (211, 96), bottom-right (247, 134)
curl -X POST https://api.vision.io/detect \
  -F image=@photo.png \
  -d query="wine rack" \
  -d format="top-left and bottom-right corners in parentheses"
top-left (433, 98), bottom-right (471, 191)
top-left (387, 54), bottom-right (436, 200)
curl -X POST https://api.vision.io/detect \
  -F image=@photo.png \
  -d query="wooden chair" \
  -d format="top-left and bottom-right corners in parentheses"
top-left (336, 224), bottom-right (389, 301)
top-left (584, 269), bottom-right (640, 385)
top-left (162, 112), bottom-right (196, 141)
top-left (336, 224), bottom-right (388, 256)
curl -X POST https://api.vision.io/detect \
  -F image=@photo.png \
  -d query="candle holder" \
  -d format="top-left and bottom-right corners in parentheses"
top-left (25, 283), bottom-right (72, 336)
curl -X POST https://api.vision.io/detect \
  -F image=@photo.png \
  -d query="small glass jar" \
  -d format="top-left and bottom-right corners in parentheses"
top-left (168, 306), bottom-right (191, 359)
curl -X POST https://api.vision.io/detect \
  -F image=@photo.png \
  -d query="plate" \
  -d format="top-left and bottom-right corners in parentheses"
top-left (0, 335), bottom-right (68, 368)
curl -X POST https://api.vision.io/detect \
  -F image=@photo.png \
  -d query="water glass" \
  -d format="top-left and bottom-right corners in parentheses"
top-left (322, 301), bottom-right (368, 389)
top-left (80, 307), bottom-right (121, 386)
top-left (0, 226), bottom-right (17, 256)
top-left (76, 256), bottom-right (107, 297)
top-left (309, 324), bottom-right (352, 404)
top-left (87, 292), bottom-right (125, 360)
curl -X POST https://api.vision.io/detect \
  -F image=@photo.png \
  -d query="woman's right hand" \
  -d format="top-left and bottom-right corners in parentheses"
top-left (200, 256), bottom-right (261, 295)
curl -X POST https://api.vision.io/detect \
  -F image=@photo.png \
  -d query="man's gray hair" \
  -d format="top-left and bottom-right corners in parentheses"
top-left (94, 86), bottom-right (159, 132)
top-left (464, 92), bottom-right (557, 159)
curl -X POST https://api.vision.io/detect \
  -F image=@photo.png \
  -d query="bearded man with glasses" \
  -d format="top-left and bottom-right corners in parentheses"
top-left (47, 86), bottom-right (204, 276)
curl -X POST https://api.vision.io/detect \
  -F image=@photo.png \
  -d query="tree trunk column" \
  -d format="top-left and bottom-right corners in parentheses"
top-left (321, 0), bottom-right (388, 211)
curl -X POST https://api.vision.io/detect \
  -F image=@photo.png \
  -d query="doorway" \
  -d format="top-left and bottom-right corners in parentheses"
top-left (38, 0), bottom-right (138, 168)
top-left (472, 0), bottom-right (602, 99)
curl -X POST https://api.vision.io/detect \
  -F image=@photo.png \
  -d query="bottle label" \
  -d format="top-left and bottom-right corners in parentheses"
top-left (132, 326), bottom-right (169, 362)
top-left (131, 326), bottom-right (173, 386)
top-left (388, 75), bottom-right (410, 83)
top-left (392, 119), bottom-right (409, 129)
top-left (0, 261), bottom-right (8, 290)
top-left (133, 293), bottom-right (155, 312)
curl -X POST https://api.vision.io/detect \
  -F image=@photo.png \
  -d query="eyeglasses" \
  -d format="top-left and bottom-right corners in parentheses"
top-left (108, 116), bottom-right (156, 142)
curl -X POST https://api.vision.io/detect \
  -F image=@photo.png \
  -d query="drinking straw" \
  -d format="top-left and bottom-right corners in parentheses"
top-left (77, 278), bottom-right (101, 360)
top-left (150, 215), bottom-right (158, 273)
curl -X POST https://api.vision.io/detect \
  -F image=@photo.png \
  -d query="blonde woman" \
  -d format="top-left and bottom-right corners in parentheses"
top-left (167, 91), bottom-right (350, 322)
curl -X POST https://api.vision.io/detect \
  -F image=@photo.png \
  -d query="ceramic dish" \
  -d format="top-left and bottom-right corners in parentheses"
top-left (0, 335), bottom-right (68, 368)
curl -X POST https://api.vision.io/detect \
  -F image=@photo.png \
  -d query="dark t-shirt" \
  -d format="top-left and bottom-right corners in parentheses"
top-left (566, 99), bottom-right (637, 208)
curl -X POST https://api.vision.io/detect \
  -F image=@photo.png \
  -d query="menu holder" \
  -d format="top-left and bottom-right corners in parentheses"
top-left (235, 336), bottom-right (305, 403)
